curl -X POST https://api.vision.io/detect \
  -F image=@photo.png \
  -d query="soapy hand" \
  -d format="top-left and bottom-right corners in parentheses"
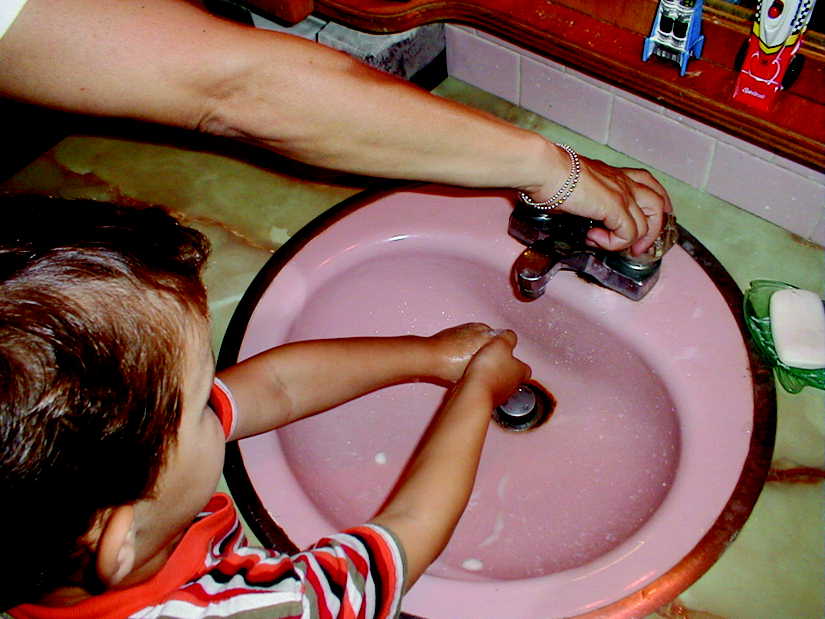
top-left (526, 151), bottom-right (673, 256)
top-left (461, 330), bottom-right (531, 407)
top-left (427, 323), bottom-right (501, 383)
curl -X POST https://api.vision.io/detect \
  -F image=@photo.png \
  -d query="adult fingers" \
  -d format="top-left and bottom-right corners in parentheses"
top-left (622, 169), bottom-right (672, 254)
top-left (624, 168), bottom-right (673, 213)
top-left (583, 186), bottom-right (640, 251)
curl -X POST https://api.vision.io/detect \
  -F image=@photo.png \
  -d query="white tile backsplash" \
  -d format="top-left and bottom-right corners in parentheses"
top-left (706, 142), bottom-right (825, 239)
top-left (521, 57), bottom-right (613, 143)
top-left (609, 96), bottom-right (715, 188)
top-left (445, 26), bottom-right (520, 104)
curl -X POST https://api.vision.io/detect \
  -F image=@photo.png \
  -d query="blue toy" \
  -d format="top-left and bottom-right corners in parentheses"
top-left (643, 0), bottom-right (706, 76)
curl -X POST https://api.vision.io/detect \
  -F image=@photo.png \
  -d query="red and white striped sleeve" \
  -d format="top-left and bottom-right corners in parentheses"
top-left (295, 524), bottom-right (406, 619)
top-left (209, 377), bottom-right (238, 440)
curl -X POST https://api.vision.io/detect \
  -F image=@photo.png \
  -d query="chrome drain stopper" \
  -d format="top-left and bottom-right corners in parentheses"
top-left (493, 383), bottom-right (554, 432)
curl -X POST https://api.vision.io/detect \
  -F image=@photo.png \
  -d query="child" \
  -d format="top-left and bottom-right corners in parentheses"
top-left (0, 195), bottom-right (530, 618)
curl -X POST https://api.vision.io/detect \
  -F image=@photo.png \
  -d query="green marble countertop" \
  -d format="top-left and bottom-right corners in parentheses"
top-left (2, 78), bottom-right (822, 619)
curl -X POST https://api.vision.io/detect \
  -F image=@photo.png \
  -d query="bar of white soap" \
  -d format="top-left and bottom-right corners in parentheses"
top-left (769, 288), bottom-right (825, 370)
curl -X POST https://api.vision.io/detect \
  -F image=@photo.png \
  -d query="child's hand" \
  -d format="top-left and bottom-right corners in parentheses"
top-left (427, 323), bottom-right (501, 383)
top-left (462, 330), bottom-right (531, 406)
top-left (371, 328), bottom-right (530, 589)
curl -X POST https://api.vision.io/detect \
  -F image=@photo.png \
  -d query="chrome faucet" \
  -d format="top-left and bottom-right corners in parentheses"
top-left (509, 205), bottom-right (678, 301)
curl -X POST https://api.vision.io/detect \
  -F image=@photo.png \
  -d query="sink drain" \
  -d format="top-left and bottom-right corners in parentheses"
top-left (493, 382), bottom-right (555, 431)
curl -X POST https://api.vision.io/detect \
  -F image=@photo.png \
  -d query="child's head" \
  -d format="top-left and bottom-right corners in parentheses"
top-left (0, 196), bottom-right (214, 607)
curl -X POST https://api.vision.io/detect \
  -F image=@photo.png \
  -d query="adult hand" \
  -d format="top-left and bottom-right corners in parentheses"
top-left (523, 149), bottom-right (673, 256)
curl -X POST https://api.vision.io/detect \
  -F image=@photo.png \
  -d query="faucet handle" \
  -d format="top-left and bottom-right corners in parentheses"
top-left (620, 213), bottom-right (678, 266)
top-left (652, 212), bottom-right (679, 258)
top-left (509, 211), bottom-right (676, 302)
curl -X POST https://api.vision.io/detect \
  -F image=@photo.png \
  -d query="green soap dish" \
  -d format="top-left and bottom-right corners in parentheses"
top-left (744, 279), bottom-right (825, 394)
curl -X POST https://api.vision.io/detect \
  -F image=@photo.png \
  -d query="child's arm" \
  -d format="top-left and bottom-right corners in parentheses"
top-left (217, 323), bottom-right (501, 441)
top-left (370, 331), bottom-right (530, 591)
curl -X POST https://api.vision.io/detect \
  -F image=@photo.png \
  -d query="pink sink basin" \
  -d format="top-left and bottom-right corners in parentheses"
top-left (220, 185), bottom-right (774, 618)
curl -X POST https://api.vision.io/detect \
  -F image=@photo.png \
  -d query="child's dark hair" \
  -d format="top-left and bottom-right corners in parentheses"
top-left (0, 195), bottom-right (211, 608)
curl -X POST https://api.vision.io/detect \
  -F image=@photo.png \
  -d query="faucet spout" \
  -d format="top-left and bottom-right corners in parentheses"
top-left (512, 240), bottom-right (588, 300)
top-left (513, 241), bottom-right (559, 300)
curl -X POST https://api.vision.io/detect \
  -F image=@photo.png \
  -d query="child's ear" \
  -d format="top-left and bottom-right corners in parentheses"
top-left (95, 505), bottom-right (136, 588)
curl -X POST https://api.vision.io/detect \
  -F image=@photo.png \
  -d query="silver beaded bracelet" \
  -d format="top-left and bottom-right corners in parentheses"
top-left (518, 144), bottom-right (582, 210)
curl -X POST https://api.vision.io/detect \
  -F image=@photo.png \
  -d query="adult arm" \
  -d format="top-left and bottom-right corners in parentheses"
top-left (0, 0), bottom-right (670, 252)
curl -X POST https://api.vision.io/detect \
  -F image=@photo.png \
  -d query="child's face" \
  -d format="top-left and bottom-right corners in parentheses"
top-left (129, 315), bottom-right (225, 578)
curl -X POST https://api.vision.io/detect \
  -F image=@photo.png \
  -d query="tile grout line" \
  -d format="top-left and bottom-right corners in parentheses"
top-left (700, 138), bottom-right (717, 192)
top-left (603, 93), bottom-right (615, 147)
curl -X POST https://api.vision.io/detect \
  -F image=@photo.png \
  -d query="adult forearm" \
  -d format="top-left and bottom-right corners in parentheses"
top-left (1, 0), bottom-right (671, 250)
top-left (0, 0), bottom-right (218, 129)
top-left (198, 27), bottom-right (564, 192)
top-left (0, 0), bottom-right (565, 193)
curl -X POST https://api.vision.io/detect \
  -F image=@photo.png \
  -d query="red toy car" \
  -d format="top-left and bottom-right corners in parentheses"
top-left (732, 0), bottom-right (817, 112)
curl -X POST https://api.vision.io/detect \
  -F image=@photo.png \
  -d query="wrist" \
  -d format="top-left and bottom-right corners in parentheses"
top-left (518, 144), bottom-right (582, 210)
top-left (517, 139), bottom-right (573, 196)
top-left (408, 335), bottom-right (451, 382)
top-left (419, 336), bottom-right (466, 384)
top-left (447, 375), bottom-right (495, 414)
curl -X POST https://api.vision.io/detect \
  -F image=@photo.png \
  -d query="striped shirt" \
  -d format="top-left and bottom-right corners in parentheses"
top-left (10, 379), bottom-right (406, 619)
